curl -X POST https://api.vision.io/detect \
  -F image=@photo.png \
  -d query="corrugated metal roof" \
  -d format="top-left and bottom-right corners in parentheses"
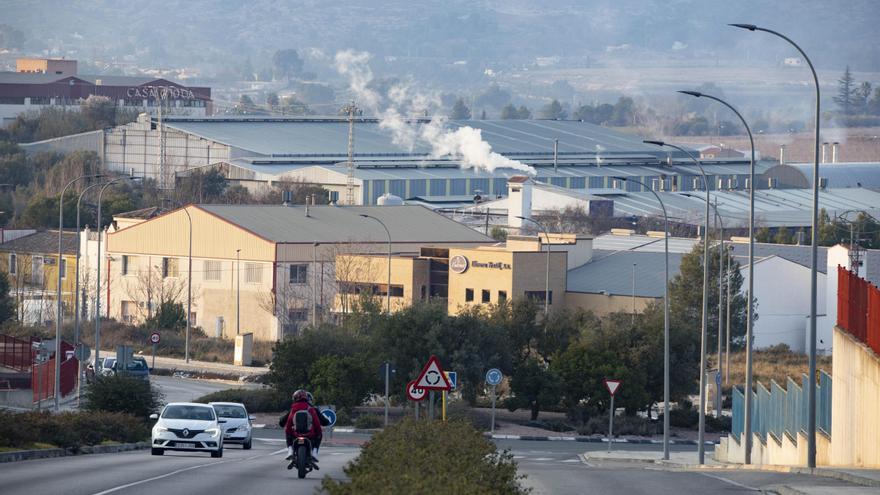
top-left (768, 162), bottom-right (880, 189)
top-left (0, 230), bottom-right (78, 255)
top-left (196, 204), bottom-right (492, 244)
top-left (567, 250), bottom-right (685, 297)
top-left (163, 118), bottom-right (684, 157)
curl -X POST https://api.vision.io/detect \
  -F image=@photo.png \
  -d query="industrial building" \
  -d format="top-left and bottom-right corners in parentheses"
top-left (0, 57), bottom-right (212, 126)
top-left (96, 203), bottom-right (491, 341)
top-left (21, 113), bottom-right (764, 203)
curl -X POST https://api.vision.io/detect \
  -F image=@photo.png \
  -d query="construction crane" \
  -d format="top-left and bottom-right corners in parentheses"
top-left (341, 101), bottom-right (358, 205)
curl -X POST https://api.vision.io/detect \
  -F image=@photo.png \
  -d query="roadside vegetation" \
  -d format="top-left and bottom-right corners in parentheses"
top-left (321, 419), bottom-right (528, 495)
top-left (0, 410), bottom-right (149, 451)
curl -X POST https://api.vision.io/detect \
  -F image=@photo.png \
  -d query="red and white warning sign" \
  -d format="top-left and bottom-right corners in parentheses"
top-left (406, 380), bottom-right (426, 401)
top-left (604, 379), bottom-right (621, 396)
top-left (414, 355), bottom-right (451, 391)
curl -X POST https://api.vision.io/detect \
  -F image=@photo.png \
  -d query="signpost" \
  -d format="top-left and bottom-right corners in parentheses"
top-left (441, 371), bottom-right (457, 421)
top-left (379, 362), bottom-right (395, 427)
top-left (321, 409), bottom-right (337, 427)
top-left (407, 380), bottom-right (426, 419)
top-left (604, 379), bottom-right (622, 453)
top-left (415, 356), bottom-right (451, 420)
top-left (486, 368), bottom-right (503, 433)
top-left (149, 332), bottom-right (161, 370)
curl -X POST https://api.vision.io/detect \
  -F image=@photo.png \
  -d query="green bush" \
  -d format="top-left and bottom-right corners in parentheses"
top-left (528, 419), bottom-right (575, 433)
top-left (446, 402), bottom-right (491, 431)
top-left (334, 409), bottom-right (352, 426)
top-left (83, 375), bottom-right (163, 419)
top-left (706, 414), bottom-right (732, 433)
top-left (353, 414), bottom-right (383, 430)
top-left (321, 419), bottom-right (528, 495)
top-left (665, 401), bottom-right (699, 429)
top-left (0, 410), bottom-right (148, 450)
top-left (193, 388), bottom-right (290, 413)
top-left (577, 415), bottom-right (658, 437)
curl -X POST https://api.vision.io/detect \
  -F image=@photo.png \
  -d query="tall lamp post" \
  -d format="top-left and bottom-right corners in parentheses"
top-left (74, 179), bottom-right (107, 405)
top-left (677, 89), bottom-right (757, 464)
top-left (94, 176), bottom-right (140, 371)
top-left (181, 207), bottom-right (193, 363)
top-left (644, 139), bottom-right (712, 464)
top-left (55, 173), bottom-right (102, 410)
top-left (360, 214), bottom-right (392, 314)
top-left (729, 23), bottom-right (821, 469)
top-left (614, 176), bottom-right (671, 460)
top-left (516, 216), bottom-right (551, 315)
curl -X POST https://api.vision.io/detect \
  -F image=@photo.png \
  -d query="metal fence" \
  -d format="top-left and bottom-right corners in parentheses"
top-left (730, 371), bottom-right (832, 445)
top-left (0, 334), bottom-right (34, 371)
top-left (837, 266), bottom-right (880, 356)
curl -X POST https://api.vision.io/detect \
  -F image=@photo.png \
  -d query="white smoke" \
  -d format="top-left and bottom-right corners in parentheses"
top-left (334, 50), bottom-right (536, 175)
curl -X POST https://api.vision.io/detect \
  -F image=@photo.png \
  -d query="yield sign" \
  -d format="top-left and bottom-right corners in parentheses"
top-left (604, 379), bottom-right (622, 396)
top-left (414, 355), bottom-right (451, 391)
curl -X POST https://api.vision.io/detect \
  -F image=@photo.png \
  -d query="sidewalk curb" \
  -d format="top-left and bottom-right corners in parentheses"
top-left (486, 433), bottom-right (717, 445)
top-left (0, 441), bottom-right (149, 463)
top-left (331, 428), bottom-right (380, 434)
top-left (582, 454), bottom-right (880, 489)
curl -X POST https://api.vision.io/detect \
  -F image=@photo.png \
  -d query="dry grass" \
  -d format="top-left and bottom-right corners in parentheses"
top-left (712, 345), bottom-right (832, 388)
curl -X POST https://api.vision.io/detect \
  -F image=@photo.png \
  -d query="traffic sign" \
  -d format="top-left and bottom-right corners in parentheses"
top-left (444, 371), bottom-right (457, 391)
top-left (407, 380), bottom-right (426, 401)
top-left (320, 409), bottom-right (337, 427)
top-left (379, 362), bottom-right (395, 377)
top-left (74, 344), bottom-right (91, 361)
top-left (604, 379), bottom-right (621, 396)
top-left (485, 368), bottom-right (503, 386)
top-left (715, 370), bottom-right (721, 386)
top-left (414, 355), bottom-right (451, 391)
top-left (150, 332), bottom-right (161, 344)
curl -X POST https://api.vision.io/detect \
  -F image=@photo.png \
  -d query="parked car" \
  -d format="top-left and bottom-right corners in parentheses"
top-left (115, 356), bottom-right (150, 381)
top-left (150, 403), bottom-right (224, 457)
top-left (210, 402), bottom-right (255, 449)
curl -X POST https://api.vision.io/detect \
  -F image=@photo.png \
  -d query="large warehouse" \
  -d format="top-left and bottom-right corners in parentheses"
top-left (22, 113), bottom-right (763, 204)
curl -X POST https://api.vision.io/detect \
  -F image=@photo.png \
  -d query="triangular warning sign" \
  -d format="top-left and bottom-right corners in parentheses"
top-left (415, 355), bottom-right (451, 391)
top-left (604, 379), bottom-right (621, 396)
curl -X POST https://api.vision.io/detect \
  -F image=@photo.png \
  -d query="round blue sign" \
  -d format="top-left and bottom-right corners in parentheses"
top-left (486, 368), bottom-right (503, 386)
top-left (321, 409), bottom-right (337, 427)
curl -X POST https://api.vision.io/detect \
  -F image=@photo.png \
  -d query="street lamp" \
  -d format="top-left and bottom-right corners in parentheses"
top-left (94, 175), bottom-right (141, 370)
top-left (644, 139), bottom-right (712, 464)
top-left (729, 23), bottom-right (821, 469)
top-left (181, 207), bottom-right (193, 363)
top-left (515, 216), bottom-right (551, 315)
top-left (55, 173), bottom-right (103, 410)
top-left (360, 214), bottom-right (392, 314)
top-left (677, 89), bottom-right (757, 464)
top-left (74, 179), bottom-right (108, 405)
top-left (236, 249), bottom-right (241, 335)
top-left (683, 192), bottom-right (727, 419)
top-left (613, 175), bottom-right (671, 460)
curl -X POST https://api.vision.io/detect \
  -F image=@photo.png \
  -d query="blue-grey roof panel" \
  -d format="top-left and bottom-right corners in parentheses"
top-left (567, 250), bottom-right (685, 297)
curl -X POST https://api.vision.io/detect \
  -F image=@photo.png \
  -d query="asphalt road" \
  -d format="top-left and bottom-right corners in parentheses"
top-left (150, 375), bottom-right (254, 405)
top-left (0, 435), bottom-right (357, 495)
top-left (495, 440), bottom-right (862, 495)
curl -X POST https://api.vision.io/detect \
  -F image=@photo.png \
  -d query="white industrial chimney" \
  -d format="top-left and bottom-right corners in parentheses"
top-left (821, 142), bottom-right (828, 163)
top-left (779, 144), bottom-right (786, 165)
top-left (507, 176), bottom-right (532, 229)
top-left (832, 142), bottom-right (839, 163)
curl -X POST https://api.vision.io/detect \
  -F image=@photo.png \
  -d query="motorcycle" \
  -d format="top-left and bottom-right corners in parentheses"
top-left (290, 435), bottom-right (315, 479)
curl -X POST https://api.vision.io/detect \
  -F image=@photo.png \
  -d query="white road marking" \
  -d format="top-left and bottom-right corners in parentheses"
top-left (699, 472), bottom-right (761, 491)
top-left (89, 449), bottom-right (286, 495)
top-left (561, 459), bottom-right (581, 463)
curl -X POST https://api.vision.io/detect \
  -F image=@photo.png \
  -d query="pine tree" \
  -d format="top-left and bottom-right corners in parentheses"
top-left (450, 98), bottom-right (471, 120)
top-left (833, 66), bottom-right (856, 116)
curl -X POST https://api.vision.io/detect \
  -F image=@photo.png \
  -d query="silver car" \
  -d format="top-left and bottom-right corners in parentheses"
top-left (210, 402), bottom-right (255, 449)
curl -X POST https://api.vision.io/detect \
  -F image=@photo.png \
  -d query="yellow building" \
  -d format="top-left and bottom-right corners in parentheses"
top-left (334, 234), bottom-right (592, 315)
top-left (104, 204), bottom-right (491, 341)
top-left (0, 231), bottom-right (79, 324)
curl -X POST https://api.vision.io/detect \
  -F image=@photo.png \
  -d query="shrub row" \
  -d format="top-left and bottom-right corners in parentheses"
top-left (194, 388), bottom-right (290, 413)
top-left (0, 410), bottom-right (149, 450)
top-left (321, 419), bottom-right (528, 495)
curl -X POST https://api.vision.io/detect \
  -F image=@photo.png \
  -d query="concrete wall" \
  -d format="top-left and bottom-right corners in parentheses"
top-left (831, 327), bottom-right (880, 467)
top-left (565, 292), bottom-right (655, 316)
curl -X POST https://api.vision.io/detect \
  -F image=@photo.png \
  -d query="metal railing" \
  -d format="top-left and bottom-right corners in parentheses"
top-left (837, 266), bottom-right (880, 355)
top-left (0, 334), bottom-right (35, 371)
top-left (730, 371), bottom-right (832, 444)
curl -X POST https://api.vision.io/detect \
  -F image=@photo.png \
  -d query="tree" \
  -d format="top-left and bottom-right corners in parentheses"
top-left (233, 94), bottom-right (261, 115)
top-left (539, 100), bottom-right (566, 120)
top-left (309, 354), bottom-right (373, 413)
top-left (272, 49), bottom-right (304, 81)
top-left (855, 82), bottom-right (872, 115)
top-left (474, 84), bottom-right (511, 109)
top-left (80, 96), bottom-right (116, 129)
top-left (500, 104), bottom-right (530, 120)
top-left (450, 98), bottom-right (471, 120)
top-left (834, 66), bottom-right (856, 116)
top-left (870, 87), bottom-right (880, 116)
top-left (610, 97), bottom-right (635, 126)
top-left (0, 272), bottom-right (16, 324)
top-left (147, 301), bottom-right (186, 330)
top-left (266, 92), bottom-right (280, 110)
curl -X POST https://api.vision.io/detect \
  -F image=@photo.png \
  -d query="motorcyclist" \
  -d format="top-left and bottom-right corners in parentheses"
top-left (284, 389), bottom-right (323, 468)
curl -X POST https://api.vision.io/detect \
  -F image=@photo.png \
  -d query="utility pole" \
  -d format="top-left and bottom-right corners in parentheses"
top-left (342, 101), bottom-right (358, 205)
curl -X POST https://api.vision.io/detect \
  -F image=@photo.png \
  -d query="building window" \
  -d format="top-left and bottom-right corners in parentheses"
top-left (525, 290), bottom-right (553, 305)
top-left (465, 288), bottom-right (474, 302)
top-left (420, 285), bottom-right (427, 300)
top-left (481, 289), bottom-right (491, 303)
top-left (203, 260), bottom-right (221, 281)
top-left (0, 97), bottom-right (25, 105)
top-left (31, 256), bottom-right (44, 286)
top-left (289, 309), bottom-right (308, 322)
top-left (244, 262), bottom-right (263, 284)
top-left (9, 254), bottom-right (16, 275)
top-left (122, 255), bottom-right (131, 276)
top-left (60, 259), bottom-right (67, 279)
top-left (162, 257), bottom-right (178, 278)
top-left (189, 312), bottom-right (197, 327)
top-left (289, 264), bottom-right (308, 284)
top-left (498, 290), bottom-right (507, 302)
top-left (388, 285), bottom-right (404, 297)
top-left (121, 301), bottom-right (136, 323)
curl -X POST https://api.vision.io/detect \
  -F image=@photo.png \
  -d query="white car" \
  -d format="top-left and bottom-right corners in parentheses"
top-left (210, 402), bottom-right (255, 449)
top-left (150, 403), bottom-right (224, 457)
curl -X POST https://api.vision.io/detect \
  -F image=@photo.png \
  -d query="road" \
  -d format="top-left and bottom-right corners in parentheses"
top-left (495, 440), bottom-right (864, 494)
top-left (0, 431), bottom-right (357, 495)
top-left (150, 375), bottom-right (258, 404)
